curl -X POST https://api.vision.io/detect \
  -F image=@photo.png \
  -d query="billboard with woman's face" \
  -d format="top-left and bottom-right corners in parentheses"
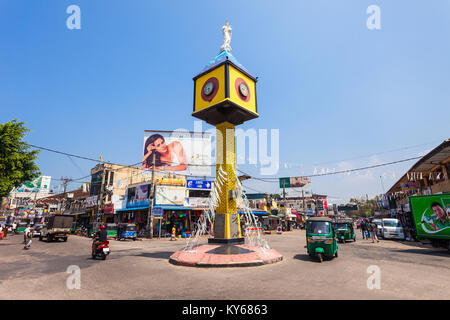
top-left (142, 130), bottom-right (211, 177)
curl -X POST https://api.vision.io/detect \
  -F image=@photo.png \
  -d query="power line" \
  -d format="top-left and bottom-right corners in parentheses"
top-left (237, 156), bottom-right (422, 182)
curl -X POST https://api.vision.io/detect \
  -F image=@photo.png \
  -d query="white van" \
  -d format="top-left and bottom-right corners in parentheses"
top-left (381, 218), bottom-right (405, 240)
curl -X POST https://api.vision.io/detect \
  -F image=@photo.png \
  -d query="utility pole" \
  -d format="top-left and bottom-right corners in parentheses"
top-left (146, 153), bottom-right (156, 238)
top-left (60, 177), bottom-right (72, 214)
top-left (98, 167), bottom-right (106, 223)
top-left (302, 189), bottom-right (305, 214)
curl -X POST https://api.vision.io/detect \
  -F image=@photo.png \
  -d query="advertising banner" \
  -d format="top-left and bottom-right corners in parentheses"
top-left (142, 130), bottom-right (211, 177)
top-left (84, 196), bottom-right (98, 208)
top-left (279, 176), bottom-right (310, 188)
top-left (126, 184), bottom-right (150, 209)
top-left (410, 193), bottom-right (450, 239)
top-left (103, 203), bottom-right (114, 214)
top-left (184, 197), bottom-right (210, 208)
top-left (186, 179), bottom-right (212, 190)
top-left (16, 176), bottom-right (52, 193)
top-left (155, 186), bottom-right (186, 206)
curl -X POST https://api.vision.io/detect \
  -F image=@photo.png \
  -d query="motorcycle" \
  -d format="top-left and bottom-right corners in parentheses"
top-left (91, 239), bottom-right (110, 260)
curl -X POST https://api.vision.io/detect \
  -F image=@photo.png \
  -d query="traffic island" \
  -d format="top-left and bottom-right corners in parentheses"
top-left (169, 244), bottom-right (283, 268)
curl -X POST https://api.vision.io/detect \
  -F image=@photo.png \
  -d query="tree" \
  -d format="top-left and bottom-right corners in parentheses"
top-left (0, 119), bottom-right (40, 199)
top-left (347, 197), bottom-right (376, 217)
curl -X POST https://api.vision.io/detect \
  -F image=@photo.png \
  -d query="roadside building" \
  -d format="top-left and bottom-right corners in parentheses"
top-left (387, 139), bottom-right (450, 212)
top-left (116, 174), bottom-right (214, 237)
top-left (386, 139), bottom-right (450, 236)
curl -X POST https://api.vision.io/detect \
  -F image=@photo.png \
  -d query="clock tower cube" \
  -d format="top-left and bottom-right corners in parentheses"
top-left (192, 51), bottom-right (258, 126)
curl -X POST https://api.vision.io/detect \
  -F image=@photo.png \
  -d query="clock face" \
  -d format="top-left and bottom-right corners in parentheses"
top-left (238, 82), bottom-right (249, 97)
top-left (203, 81), bottom-right (215, 96)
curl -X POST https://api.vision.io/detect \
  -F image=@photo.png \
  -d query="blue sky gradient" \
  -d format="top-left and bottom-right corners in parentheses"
top-left (1, 0), bottom-right (449, 203)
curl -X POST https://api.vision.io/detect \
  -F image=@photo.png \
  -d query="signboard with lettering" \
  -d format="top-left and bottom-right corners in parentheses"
top-left (186, 180), bottom-right (212, 190)
top-left (279, 177), bottom-right (311, 188)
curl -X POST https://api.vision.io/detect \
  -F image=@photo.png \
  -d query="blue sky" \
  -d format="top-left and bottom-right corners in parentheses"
top-left (1, 0), bottom-right (449, 203)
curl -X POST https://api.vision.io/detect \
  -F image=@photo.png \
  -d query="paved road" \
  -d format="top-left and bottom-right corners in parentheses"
top-left (1, 229), bottom-right (449, 299)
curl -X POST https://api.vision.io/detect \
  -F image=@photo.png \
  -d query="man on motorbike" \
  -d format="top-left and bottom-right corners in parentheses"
top-left (93, 225), bottom-right (107, 247)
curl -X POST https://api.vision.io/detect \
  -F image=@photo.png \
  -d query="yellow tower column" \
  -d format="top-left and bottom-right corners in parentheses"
top-left (211, 121), bottom-right (243, 243)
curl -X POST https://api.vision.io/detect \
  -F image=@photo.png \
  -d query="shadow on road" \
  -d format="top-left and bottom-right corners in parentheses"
top-left (134, 251), bottom-right (173, 259)
top-left (390, 248), bottom-right (450, 257)
top-left (293, 254), bottom-right (316, 263)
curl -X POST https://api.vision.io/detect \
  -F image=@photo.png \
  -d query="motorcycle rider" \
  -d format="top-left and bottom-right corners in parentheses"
top-left (93, 224), bottom-right (107, 254)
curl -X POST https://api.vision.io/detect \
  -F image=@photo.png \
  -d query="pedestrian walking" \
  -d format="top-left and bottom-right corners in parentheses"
top-left (2, 224), bottom-right (7, 240)
top-left (0, 225), bottom-right (3, 240)
top-left (360, 220), bottom-right (367, 239)
top-left (370, 220), bottom-right (379, 243)
top-left (364, 220), bottom-right (371, 239)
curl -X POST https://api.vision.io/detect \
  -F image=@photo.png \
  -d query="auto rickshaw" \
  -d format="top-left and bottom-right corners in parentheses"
top-left (88, 222), bottom-right (101, 238)
top-left (106, 223), bottom-right (118, 238)
top-left (306, 217), bottom-right (338, 262)
top-left (71, 221), bottom-right (77, 234)
top-left (16, 222), bottom-right (28, 233)
top-left (116, 223), bottom-right (137, 241)
top-left (334, 219), bottom-right (356, 243)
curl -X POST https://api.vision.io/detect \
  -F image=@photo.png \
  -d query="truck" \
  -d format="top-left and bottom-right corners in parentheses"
top-left (39, 214), bottom-right (74, 242)
top-left (409, 193), bottom-right (450, 252)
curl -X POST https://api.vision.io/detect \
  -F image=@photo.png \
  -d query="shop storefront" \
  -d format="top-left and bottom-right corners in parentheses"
top-left (156, 206), bottom-right (193, 238)
top-left (115, 207), bottom-right (148, 232)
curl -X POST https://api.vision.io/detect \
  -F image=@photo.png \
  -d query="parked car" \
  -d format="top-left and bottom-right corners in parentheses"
top-left (32, 224), bottom-right (45, 237)
top-left (381, 218), bottom-right (405, 240)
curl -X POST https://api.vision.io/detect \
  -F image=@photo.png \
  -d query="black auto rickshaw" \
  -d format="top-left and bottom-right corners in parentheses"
top-left (116, 223), bottom-right (137, 241)
top-left (306, 217), bottom-right (338, 262)
top-left (334, 219), bottom-right (356, 243)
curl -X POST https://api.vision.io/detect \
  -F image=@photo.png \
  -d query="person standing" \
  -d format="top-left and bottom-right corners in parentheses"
top-left (171, 225), bottom-right (177, 241)
top-left (360, 220), bottom-right (367, 239)
top-left (364, 220), bottom-right (371, 239)
top-left (370, 220), bottom-right (379, 243)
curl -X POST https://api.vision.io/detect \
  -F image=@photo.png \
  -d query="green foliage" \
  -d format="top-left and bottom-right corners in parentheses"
top-left (346, 197), bottom-right (376, 217)
top-left (0, 119), bottom-right (40, 199)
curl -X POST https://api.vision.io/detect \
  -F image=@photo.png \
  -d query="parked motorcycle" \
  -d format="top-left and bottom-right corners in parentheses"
top-left (91, 240), bottom-right (110, 260)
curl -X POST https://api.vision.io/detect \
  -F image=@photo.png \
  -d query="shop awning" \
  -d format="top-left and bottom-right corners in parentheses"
top-left (237, 210), bottom-right (268, 215)
top-left (116, 205), bottom-right (193, 213)
top-left (154, 205), bottom-right (193, 211)
top-left (116, 206), bottom-right (149, 212)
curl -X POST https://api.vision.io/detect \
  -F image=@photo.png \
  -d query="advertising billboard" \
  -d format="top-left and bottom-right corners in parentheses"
top-left (184, 197), bottom-right (210, 208)
top-left (126, 184), bottom-right (150, 209)
top-left (155, 185), bottom-right (186, 206)
top-left (16, 176), bottom-right (52, 193)
top-left (142, 130), bottom-right (211, 177)
top-left (279, 176), bottom-right (310, 188)
top-left (410, 193), bottom-right (450, 239)
top-left (186, 179), bottom-right (212, 190)
top-left (84, 196), bottom-right (98, 208)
